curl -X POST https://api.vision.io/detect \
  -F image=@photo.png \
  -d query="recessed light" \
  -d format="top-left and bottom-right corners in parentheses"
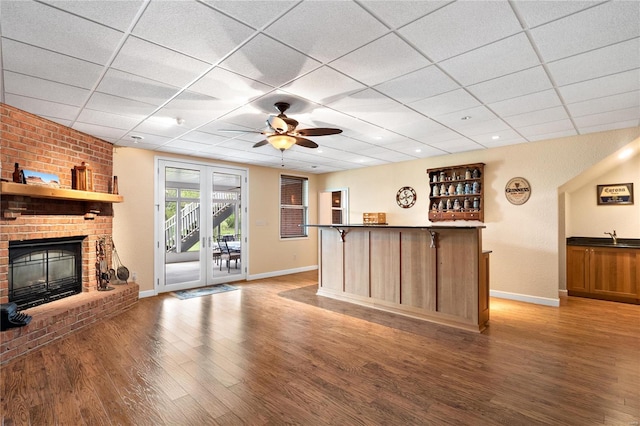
top-left (130, 135), bottom-right (144, 143)
top-left (492, 135), bottom-right (500, 140)
top-left (176, 118), bottom-right (185, 126)
top-left (461, 116), bottom-right (471, 120)
top-left (373, 136), bottom-right (382, 140)
top-left (415, 148), bottom-right (422, 153)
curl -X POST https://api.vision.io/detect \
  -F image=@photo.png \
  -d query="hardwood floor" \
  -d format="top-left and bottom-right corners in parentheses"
top-left (2, 271), bottom-right (639, 425)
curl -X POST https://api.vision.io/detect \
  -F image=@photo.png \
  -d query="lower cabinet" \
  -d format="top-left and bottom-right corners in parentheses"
top-left (567, 245), bottom-right (640, 303)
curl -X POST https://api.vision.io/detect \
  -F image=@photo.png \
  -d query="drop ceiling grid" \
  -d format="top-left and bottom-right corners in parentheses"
top-left (0, 0), bottom-right (638, 173)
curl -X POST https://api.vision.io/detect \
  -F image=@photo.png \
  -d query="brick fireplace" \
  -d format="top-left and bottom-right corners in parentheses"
top-left (0, 104), bottom-right (138, 364)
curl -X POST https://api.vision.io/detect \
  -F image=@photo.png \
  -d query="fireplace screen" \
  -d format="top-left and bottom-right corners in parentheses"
top-left (9, 237), bottom-right (84, 309)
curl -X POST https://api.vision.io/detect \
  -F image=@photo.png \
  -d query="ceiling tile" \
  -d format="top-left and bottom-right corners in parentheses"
top-left (132, 1), bottom-right (254, 63)
top-left (327, 89), bottom-right (400, 124)
top-left (385, 110), bottom-right (447, 139)
top-left (573, 107), bottom-right (640, 129)
top-left (179, 130), bottom-right (230, 146)
top-left (517, 118), bottom-right (576, 139)
top-left (162, 139), bottom-right (211, 152)
top-left (5, 94), bottom-right (79, 121)
top-left (42, 0), bottom-right (144, 31)
top-left (96, 68), bottom-right (180, 105)
top-left (527, 129), bottom-right (577, 142)
top-left (280, 66), bottom-right (365, 104)
top-left (122, 131), bottom-right (171, 147)
top-left (111, 37), bottom-right (211, 87)
top-left (425, 137), bottom-right (484, 154)
top-left (512, 1), bottom-right (601, 28)
top-left (374, 65), bottom-right (459, 104)
top-left (467, 66), bottom-right (553, 104)
top-left (4, 72), bottom-right (89, 107)
top-left (530, 1), bottom-right (640, 62)
top-left (453, 118), bottom-right (511, 137)
top-left (547, 39), bottom-right (640, 86)
top-left (410, 89), bottom-right (481, 118)
top-left (399, 1), bottom-right (522, 62)
top-left (219, 34), bottom-right (320, 87)
top-left (1, 0), bottom-right (124, 64)
top-left (203, 1), bottom-right (297, 29)
top-left (577, 119), bottom-right (640, 134)
top-left (85, 92), bottom-right (157, 118)
top-left (439, 33), bottom-right (540, 86)
top-left (558, 69), bottom-right (640, 103)
top-left (330, 34), bottom-right (431, 86)
top-left (567, 91), bottom-right (640, 117)
top-left (470, 129), bottom-right (527, 148)
top-left (149, 90), bottom-right (239, 130)
top-left (488, 89), bottom-right (563, 117)
top-left (72, 122), bottom-right (128, 140)
top-left (503, 106), bottom-right (569, 128)
top-left (77, 108), bottom-right (141, 130)
top-left (359, 1), bottom-right (449, 29)
top-left (264, 1), bottom-right (388, 63)
top-left (1, 40), bottom-right (104, 89)
top-left (188, 67), bottom-right (272, 103)
top-left (434, 105), bottom-right (498, 127)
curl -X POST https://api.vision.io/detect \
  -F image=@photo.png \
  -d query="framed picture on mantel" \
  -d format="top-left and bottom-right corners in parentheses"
top-left (597, 183), bottom-right (634, 205)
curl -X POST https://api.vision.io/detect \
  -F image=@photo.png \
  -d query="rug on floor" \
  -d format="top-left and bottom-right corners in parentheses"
top-left (171, 284), bottom-right (239, 300)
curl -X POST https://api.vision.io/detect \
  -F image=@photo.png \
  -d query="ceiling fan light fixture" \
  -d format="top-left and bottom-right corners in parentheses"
top-left (267, 134), bottom-right (296, 151)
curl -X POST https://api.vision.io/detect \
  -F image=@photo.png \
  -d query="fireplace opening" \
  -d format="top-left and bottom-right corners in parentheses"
top-left (9, 236), bottom-right (85, 310)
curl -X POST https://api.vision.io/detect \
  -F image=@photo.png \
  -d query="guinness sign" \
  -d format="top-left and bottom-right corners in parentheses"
top-left (505, 177), bottom-right (531, 205)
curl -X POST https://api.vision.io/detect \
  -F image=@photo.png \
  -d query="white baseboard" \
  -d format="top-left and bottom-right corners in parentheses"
top-left (138, 289), bottom-right (156, 299)
top-left (248, 265), bottom-right (318, 281)
top-left (490, 290), bottom-right (560, 307)
top-left (558, 289), bottom-right (568, 297)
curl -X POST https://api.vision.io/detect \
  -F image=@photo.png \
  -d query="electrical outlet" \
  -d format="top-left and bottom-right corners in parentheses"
top-left (132, 272), bottom-right (137, 282)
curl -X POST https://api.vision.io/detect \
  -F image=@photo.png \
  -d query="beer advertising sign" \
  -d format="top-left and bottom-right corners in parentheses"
top-left (597, 183), bottom-right (634, 205)
top-left (505, 177), bottom-right (531, 205)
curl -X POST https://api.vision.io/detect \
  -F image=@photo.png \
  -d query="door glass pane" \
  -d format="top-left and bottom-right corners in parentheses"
top-left (164, 167), bottom-right (201, 286)
top-left (212, 172), bottom-right (242, 278)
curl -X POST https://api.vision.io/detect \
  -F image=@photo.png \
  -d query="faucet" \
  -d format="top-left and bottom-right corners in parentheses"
top-left (604, 230), bottom-right (617, 244)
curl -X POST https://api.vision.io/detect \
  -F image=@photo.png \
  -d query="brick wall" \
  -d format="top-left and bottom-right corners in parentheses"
top-left (1, 103), bottom-right (116, 301)
top-left (0, 104), bottom-right (137, 364)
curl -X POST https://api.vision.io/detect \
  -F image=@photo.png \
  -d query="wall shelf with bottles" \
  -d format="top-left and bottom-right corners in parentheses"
top-left (427, 163), bottom-right (485, 222)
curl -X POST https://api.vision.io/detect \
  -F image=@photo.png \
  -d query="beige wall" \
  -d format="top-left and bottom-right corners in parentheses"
top-left (317, 127), bottom-right (640, 304)
top-left (565, 150), bottom-right (639, 238)
top-left (114, 127), bottom-right (639, 302)
top-left (113, 147), bottom-right (318, 293)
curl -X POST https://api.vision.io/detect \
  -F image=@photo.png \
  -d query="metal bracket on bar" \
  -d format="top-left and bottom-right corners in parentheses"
top-left (332, 226), bottom-right (349, 242)
top-left (429, 230), bottom-right (438, 248)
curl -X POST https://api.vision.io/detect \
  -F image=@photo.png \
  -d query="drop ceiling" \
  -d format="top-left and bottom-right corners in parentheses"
top-left (1, 0), bottom-right (639, 173)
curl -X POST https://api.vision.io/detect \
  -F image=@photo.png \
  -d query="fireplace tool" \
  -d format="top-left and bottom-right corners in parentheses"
top-left (111, 239), bottom-right (130, 283)
top-left (96, 238), bottom-right (114, 291)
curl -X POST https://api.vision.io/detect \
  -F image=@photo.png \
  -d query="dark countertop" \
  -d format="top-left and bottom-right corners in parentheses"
top-left (306, 224), bottom-right (486, 229)
top-left (567, 237), bottom-right (640, 249)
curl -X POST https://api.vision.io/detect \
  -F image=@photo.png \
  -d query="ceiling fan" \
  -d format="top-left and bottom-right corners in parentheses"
top-left (222, 102), bottom-right (342, 152)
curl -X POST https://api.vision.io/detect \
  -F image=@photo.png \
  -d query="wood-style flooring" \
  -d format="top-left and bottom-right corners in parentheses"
top-left (2, 271), bottom-right (639, 425)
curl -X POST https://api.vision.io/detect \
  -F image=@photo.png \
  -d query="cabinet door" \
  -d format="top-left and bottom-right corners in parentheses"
top-left (590, 248), bottom-right (639, 298)
top-left (566, 246), bottom-right (589, 292)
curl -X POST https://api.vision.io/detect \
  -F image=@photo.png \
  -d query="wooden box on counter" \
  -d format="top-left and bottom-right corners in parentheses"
top-left (363, 212), bottom-right (387, 224)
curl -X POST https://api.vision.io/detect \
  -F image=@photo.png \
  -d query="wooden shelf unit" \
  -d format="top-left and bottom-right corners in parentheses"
top-left (427, 163), bottom-right (485, 222)
top-left (1, 181), bottom-right (123, 203)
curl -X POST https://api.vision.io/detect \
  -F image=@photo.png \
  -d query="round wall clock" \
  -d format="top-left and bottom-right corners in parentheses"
top-left (505, 177), bottom-right (531, 205)
top-left (396, 186), bottom-right (417, 208)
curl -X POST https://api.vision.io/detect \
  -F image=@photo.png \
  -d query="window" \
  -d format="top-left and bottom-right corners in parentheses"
top-left (280, 175), bottom-right (308, 238)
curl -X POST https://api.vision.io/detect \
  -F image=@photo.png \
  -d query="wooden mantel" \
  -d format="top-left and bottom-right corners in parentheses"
top-left (0, 181), bottom-right (123, 203)
top-left (310, 225), bottom-right (490, 332)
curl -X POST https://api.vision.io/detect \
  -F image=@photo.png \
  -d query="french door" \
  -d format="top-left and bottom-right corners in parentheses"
top-left (156, 159), bottom-right (247, 293)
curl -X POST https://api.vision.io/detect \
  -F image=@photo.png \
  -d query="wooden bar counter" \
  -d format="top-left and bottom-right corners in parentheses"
top-left (310, 225), bottom-right (490, 332)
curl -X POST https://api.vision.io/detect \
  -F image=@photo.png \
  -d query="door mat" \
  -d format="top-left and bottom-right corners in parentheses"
top-left (171, 284), bottom-right (239, 300)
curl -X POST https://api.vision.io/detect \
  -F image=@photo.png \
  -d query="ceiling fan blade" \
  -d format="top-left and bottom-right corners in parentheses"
top-left (267, 115), bottom-right (288, 133)
top-left (218, 129), bottom-right (264, 134)
top-left (253, 140), bottom-right (269, 148)
top-left (283, 117), bottom-right (298, 132)
top-left (294, 137), bottom-right (319, 149)
top-left (297, 128), bottom-right (343, 137)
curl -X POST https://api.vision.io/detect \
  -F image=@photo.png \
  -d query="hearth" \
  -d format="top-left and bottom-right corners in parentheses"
top-left (8, 236), bottom-right (84, 309)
